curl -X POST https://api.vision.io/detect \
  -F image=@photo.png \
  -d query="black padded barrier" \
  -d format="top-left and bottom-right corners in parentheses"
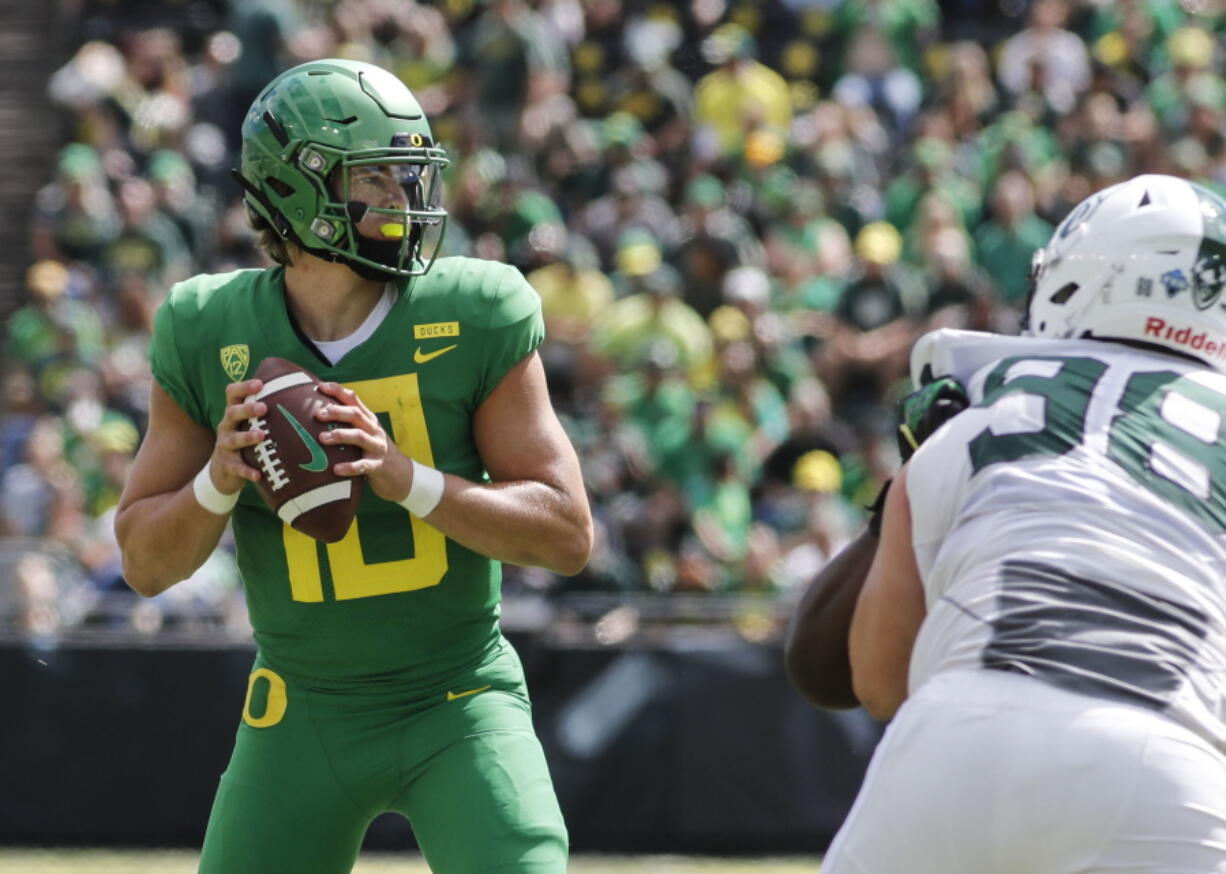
top-left (0, 637), bottom-right (881, 853)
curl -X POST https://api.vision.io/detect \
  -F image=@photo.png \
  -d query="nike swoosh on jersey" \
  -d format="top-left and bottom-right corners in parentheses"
top-left (446, 685), bottom-right (491, 702)
top-left (414, 344), bottom-right (458, 364)
top-left (278, 403), bottom-right (329, 472)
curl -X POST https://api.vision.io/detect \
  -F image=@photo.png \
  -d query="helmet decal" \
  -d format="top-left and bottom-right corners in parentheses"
top-left (1191, 187), bottom-right (1226, 311)
top-left (1055, 189), bottom-right (1108, 243)
top-left (1163, 270), bottom-right (1190, 298)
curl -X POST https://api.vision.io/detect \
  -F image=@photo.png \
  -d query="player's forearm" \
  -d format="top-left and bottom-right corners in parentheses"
top-left (784, 529), bottom-right (879, 709)
top-left (114, 487), bottom-right (231, 597)
top-left (423, 475), bottom-right (592, 576)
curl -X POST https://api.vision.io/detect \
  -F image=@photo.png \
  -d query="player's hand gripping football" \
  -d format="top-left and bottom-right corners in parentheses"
top-left (211, 378), bottom-right (268, 493)
top-left (315, 382), bottom-right (412, 502)
top-left (896, 375), bottom-right (970, 461)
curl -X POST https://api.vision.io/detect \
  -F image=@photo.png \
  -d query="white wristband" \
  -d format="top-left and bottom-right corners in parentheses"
top-left (399, 460), bottom-right (445, 518)
top-left (192, 465), bottom-right (241, 516)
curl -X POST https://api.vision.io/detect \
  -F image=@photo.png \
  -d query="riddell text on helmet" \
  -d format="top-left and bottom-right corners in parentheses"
top-left (1144, 317), bottom-right (1226, 361)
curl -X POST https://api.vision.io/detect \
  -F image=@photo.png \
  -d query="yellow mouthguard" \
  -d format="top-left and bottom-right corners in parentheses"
top-left (379, 223), bottom-right (406, 238)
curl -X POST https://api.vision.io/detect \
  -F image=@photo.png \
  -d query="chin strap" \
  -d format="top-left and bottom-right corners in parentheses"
top-left (348, 255), bottom-right (401, 282)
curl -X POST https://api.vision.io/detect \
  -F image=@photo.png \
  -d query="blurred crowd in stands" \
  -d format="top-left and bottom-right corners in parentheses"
top-left (2, 0), bottom-right (1224, 639)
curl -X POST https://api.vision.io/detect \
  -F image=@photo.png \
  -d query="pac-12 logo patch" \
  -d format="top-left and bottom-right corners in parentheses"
top-left (220, 344), bottom-right (250, 381)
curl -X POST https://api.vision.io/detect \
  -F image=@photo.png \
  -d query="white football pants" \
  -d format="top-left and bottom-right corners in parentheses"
top-left (821, 669), bottom-right (1226, 874)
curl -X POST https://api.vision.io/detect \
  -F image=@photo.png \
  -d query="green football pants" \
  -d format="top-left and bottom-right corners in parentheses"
top-left (197, 660), bottom-right (567, 874)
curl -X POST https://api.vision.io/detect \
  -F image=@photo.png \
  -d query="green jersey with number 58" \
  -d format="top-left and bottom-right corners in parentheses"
top-left (150, 257), bottom-right (543, 692)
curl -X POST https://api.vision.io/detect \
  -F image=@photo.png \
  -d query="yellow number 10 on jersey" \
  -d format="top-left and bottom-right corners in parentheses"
top-left (282, 372), bottom-right (448, 602)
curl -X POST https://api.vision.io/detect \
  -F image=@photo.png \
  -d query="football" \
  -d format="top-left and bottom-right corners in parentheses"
top-left (239, 357), bottom-right (362, 542)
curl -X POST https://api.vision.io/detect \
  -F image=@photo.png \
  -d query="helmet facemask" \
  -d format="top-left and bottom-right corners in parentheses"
top-left (306, 137), bottom-right (447, 280)
top-left (1019, 248), bottom-right (1045, 333)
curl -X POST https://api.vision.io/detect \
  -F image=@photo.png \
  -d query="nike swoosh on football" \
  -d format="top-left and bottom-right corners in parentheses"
top-left (414, 344), bottom-right (458, 364)
top-left (446, 685), bottom-right (491, 702)
top-left (278, 403), bottom-right (330, 472)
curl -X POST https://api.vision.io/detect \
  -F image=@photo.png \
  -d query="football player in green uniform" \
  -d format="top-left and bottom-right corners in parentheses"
top-left (114, 59), bottom-right (592, 874)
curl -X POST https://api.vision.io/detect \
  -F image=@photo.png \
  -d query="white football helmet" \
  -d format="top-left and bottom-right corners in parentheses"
top-left (1024, 174), bottom-right (1226, 371)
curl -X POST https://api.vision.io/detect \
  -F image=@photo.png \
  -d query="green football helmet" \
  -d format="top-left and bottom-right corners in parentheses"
top-left (237, 59), bottom-right (449, 279)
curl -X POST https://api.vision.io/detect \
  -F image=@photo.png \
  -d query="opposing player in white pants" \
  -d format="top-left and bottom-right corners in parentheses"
top-left (789, 175), bottom-right (1226, 873)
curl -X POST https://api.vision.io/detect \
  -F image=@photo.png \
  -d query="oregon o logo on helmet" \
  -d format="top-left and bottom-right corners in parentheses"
top-left (393, 131), bottom-right (430, 149)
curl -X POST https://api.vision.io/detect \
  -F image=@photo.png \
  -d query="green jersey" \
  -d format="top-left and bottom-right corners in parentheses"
top-left (150, 258), bottom-right (543, 692)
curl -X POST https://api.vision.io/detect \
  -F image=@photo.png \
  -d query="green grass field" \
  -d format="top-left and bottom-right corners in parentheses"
top-left (0, 850), bottom-right (821, 873)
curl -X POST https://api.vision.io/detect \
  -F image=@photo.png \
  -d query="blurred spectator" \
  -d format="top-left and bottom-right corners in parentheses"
top-left (918, 227), bottom-right (993, 331)
top-left (575, 121), bottom-right (678, 267)
top-left (717, 265), bottom-right (807, 396)
top-left (973, 171), bottom-right (1054, 306)
top-left (818, 221), bottom-right (922, 416)
top-left (831, 0), bottom-right (941, 76)
top-left (671, 174), bottom-right (763, 318)
top-left (756, 383), bottom-right (863, 592)
top-left (903, 191), bottom-right (972, 267)
top-left (606, 12), bottom-right (691, 142)
top-left (1146, 27), bottom-right (1224, 138)
top-left (5, 261), bottom-right (106, 375)
top-left (146, 149), bottom-right (219, 266)
top-left (793, 99), bottom-right (886, 236)
top-left (1086, 0), bottom-right (1177, 96)
top-left (692, 24), bottom-right (792, 159)
top-left (225, 0), bottom-right (302, 140)
top-left (0, 368), bottom-right (42, 475)
top-left (972, 107), bottom-right (1062, 201)
top-left (831, 27), bottom-right (923, 141)
top-left (101, 177), bottom-right (193, 286)
top-left (762, 174), bottom-right (853, 318)
top-left (775, 491), bottom-right (853, 592)
top-left (114, 28), bottom-right (194, 154)
top-left (58, 365), bottom-right (138, 509)
top-left (884, 136), bottom-right (981, 237)
top-left (0, 417), bottom-right (85, 542)
top-left (526, 232), bottom-right (614, 345)
top-left (591, 260), bottom-right (714, 383)
top-left (459, 0), bottom-right (569, 152)
top-left (717, 323), bottom-right (790, 454)
top-left (997, 0), bottom-right (1091, 115)
top-left (943, 40), bottom-right (998, 123)
top-left (691, 450), bottom-right (753, 582)
top-left (30, 145), bottom-right (121, 265)
top-left (81, 417), bottom-right (139, 519)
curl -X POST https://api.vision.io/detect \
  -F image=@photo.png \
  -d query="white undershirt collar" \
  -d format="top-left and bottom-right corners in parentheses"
top-left (311, 284), bottom-right (396, 366)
